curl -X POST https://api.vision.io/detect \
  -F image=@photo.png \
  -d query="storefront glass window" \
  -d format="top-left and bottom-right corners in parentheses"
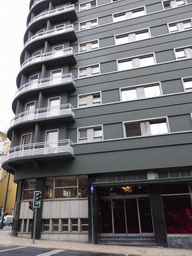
top-left (163, 196), bottom-right (192, 234)
top-left (22, 179), bottom-right (36, 200)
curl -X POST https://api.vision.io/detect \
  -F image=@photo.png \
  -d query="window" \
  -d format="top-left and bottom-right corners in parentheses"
top-left (79, 19), bottom-right (98, 30)
top-left (175, 47), bottom-right (192, 59)
top-left (163, 0), bottom-right (186, 9)
top-left (115, 29), bottom-right (150, 45)
top-left (22, 179), bottom-right (36, 200)
top-left (78, 126), bottom-right (103, 143)
top-left (29, 74), bottom-right (39, 87)
top-left (52, 219), bottom-right (59, 232)
top-left (33, 50), bottom-right (42, 57)
top-left (182, 77), bottom-right (192, 91)
top-left (21, 133), bottom-right (32, 152)
top-left (42, 219), bottom-right (50, 232)
top-left (78, 92), bottom-right (101, 107)
top-left (121, 83), bottom-right (161, 101)
top-left (81, 219), bottom-right (89, 231)
top-left (71, 219), bottom-right (79, 232)
top-left (79, 64), bottom-right (100, 77)
top-left (168, 19), bottom-right (192, 33)
top-left (79, 40), bottom-right (99, 52)
top-left (79, 0), bottom-right (96, 11)
top-left (124, 118), bottom-right (169, 138)
top-left (113, 7), bottom-right (146, 22)
top-left (25, 102), bottom-right (36, 120)
top-left (48, 97), bottom-right (60, 116)
top-left (44, 176), bottom-right (88, 199)
top-left (62, 219), bottom-right (69, 231)
top-left (118, 54), bottom-right (155, 71)
top-left (46, 129), bottom-right (59, 148)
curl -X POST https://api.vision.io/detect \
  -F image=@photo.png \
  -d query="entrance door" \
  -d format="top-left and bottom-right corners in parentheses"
top-left (100, 197), bottom-right (153, 234)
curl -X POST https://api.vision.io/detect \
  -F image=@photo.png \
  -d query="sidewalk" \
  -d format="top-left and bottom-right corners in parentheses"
top-left (0, 231), bottom-right (192, 256)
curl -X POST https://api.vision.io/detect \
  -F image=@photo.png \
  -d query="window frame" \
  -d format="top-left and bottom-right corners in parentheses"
top-left (162, 0), bottom-right (187, 9)
top-left (78, 63), bottom-right (100, 78)
top-left (168, 19), bottom-right (192, 33)
top-left (117, 53), bottom-right (156, 71)
top-left (78, 91), bottom-right (102, 108)
top-left (114, 28), bottom-right (151, 45)
top-left (79, 0), bottom-right (97, 11)
top-left (182, 76), bottom-right (192, 91)
top-left (123, 117), bottom-right (170, 138)
top-left (78, 39), bottom-right (99, 53)
top-left (120, 82), bottom-right (162, 102)
top-left (79, 18), bottom-right (98, 31)
top-left (174, 46), bottom-right (192, 60)
top-left (77, 125), bottom-right (104, 143)
top-left (113, 6), bottom-right (146, 23)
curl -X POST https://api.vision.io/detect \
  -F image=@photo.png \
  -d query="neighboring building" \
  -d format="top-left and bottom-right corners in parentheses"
top-left (0, 133), bottom-right (17, 216)
top-left (2, 0), bottom-right (192, 249)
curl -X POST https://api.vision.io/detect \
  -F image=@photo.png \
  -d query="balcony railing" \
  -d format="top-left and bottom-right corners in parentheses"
top-left (15, 73), bottom-right (75, 97)
top-left (5, 139), bottom-right (74, 161)
top-left (20, 47), bottom-right (75, 70)
top-left (10, 103), bottom-right (74, 127)
top-left (28, 4), bottom-right (75, 27)
top-left (25, 24), bottom-right (75, 47)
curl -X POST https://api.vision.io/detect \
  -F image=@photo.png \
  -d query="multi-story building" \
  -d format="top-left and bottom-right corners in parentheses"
top-left (2, 0), bottom-right (192, 249)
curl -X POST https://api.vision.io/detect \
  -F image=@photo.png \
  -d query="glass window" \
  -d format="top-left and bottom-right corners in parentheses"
top-left (79, 0), bottom-right (96, 11)
top-left (52, 219), bottom-right (59, 232)
top-left (62, 219), bottom-right (69, 231)
top-left (144, 85), bottom-right (161, 98)
top-left (118, 59), bottom-right (133, 71)
top-left (79, 19), bottom-right (98, 30)
top-left (183, 77), bottom-right (192, 91)
top-left (113, 7), bottom-right (145, 22)
top-left (81, 219), bottom-right (89, 231)
top-left (42, 219), bottom-right (50, 232)
top-left (116, 34), bottom-right (129, 45)
top-left (163, 0), bottom-right (186, 9)
top-left (44, 179), bottom-right (54, 199)
top-left (79, 40), bottom-right (99, 52)
top-left (175, 49), bottom-right (186, 59)
top-left (46, 130), bottom-right (59, 148)
top-left (23, 179), bottom-right (36, 200)
top-left (163, 196), bottom-right (192, 234)
top-left (140, 55), bottom-right (155, 67)
top-left (78, 92), bottom-right (101, 107)
top-left (78, 126), bottom-right (103, 142)
top-left (124, 118), bottom-right (168, 138)
top-left (71, 219), bottom-right (78, 231)
top-left (79, 64), bottom-right (100, 77)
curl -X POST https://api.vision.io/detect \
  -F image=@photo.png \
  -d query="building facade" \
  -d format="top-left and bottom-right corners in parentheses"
top-left (2, 0), bottom-right (192, 249)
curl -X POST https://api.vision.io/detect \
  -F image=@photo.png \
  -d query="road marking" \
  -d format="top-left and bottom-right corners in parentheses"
top-left (36, 249), bottom-right (65, 256)
top-left (0, 246), bottom-right (27, 253)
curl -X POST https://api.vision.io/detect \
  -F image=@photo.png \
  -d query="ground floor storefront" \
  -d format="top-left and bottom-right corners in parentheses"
top-left (13, 169), bottom-right (192, 249)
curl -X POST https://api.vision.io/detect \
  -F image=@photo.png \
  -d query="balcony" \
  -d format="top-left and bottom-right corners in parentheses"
top-left (15, 73), bottom-right (75, 96)
top-left (3, 139), bottom-right (74, 167)
top-left (10, 103), bottom-right (75, 128)
top-left (28, 4), bottom-right (77, 28)
top-left (24, 24), bottom-right (76, 48)
top-left (30, 0), bottom-right (78, 12)
top-left (22, 47), bottom-right (76, 70)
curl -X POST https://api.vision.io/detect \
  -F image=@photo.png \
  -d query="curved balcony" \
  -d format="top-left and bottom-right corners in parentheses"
top-left (30, 0), bottom-right (78, 12)
top-left (21, 47), bottom-right (76, 70)
top-left (17, 48), bottom-right (76, 86)
top-left (16, 73), bottom-right (75, 96)
top-left (23, 24), bottom-right (76, 51)
top-left (28, 4), bottom-right (77, 28)
top-left (10, 103), bottom-right (75, 128)
top-left (2, 139), bottom-right (74, 170)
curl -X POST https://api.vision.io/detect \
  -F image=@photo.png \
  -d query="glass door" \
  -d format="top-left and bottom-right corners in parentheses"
top-left (48, 97), bottom-right (60, 117)
top-left (100, 196), bottom-right (153, 235)
top-left (26, 102), bottom-right (35, 120)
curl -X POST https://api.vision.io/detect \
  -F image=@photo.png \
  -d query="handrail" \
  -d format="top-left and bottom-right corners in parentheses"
top-left (10, 103), bottom-right (74, 127)
top-left (5, 139), bottom-right (74, 161)
top-left (25, 24), bottom-right (75, 47)
top-left (30, 0), bottom-right (46, 10)
top-left (15, 73), bottom-right (75, 97)
top-left (28, 4), bottom-right (74, 27)
top-left (20, 47), bottom-right (75, 70)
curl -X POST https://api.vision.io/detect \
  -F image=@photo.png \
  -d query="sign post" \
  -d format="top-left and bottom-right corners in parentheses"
top-left (88, 184), bottom-right (94, 244)
top-left (32, 191), bottom-right (41, 244)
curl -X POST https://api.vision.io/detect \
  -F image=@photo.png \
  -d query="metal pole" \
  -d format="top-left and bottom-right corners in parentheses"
top-left (91, 194), bottom-right (94, 243)
top-left (33, 208), bottom-right (37, 244)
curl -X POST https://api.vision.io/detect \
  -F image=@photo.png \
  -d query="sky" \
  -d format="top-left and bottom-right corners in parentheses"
top-left (0, 1), bottom-right (29, 133)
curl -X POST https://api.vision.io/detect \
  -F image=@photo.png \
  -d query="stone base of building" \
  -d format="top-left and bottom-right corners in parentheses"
top-left (167, 235), bottom-right (192, 249)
